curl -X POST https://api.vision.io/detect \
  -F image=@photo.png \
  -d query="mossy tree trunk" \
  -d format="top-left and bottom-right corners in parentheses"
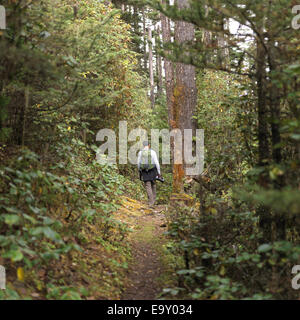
top-left (171, 0), bottom-right (197, 193)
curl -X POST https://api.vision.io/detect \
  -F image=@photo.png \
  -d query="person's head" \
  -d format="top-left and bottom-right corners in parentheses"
top-left (143, 140), bottom-right (150, 148)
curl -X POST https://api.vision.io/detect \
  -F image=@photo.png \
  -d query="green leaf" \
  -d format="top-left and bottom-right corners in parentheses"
top-left (3, 248), bottom-right (24, 262)
top-left (258, 244), bottom-right (272, 253)
top-left (3, 214), bottom-right (21, 226)
top-left (61, 291), bottom-right (81, 300)
top-left (30, 226), bottom-right (61, 242)
top-left (30, 227), bottom-right (44, 236)
top-left (290, 134), bottom-right (300, 141)
top-left (43, 227), bottom-right (62, 242)
top-left (23, 214), bottom-right (37, 224)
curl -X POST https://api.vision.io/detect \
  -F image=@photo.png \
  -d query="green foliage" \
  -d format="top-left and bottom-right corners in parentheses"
top-left (0, 95), bottom-right (11, 142)
top-left (164, 195), bottom-right (300, 299)
top-left (0, 1), bottom-right (148, 299)
top-left (0, 138), bottom-right (136, 299)
top-left (0, 0), bottom-right (149, 148)
top-left (46, 284), bottom-right (88, 300)
top-left (0, 149), bottom-right (75, 267)
top-left (1, 0), bottom-right (299, 301)
top-left (196, 70), bottom-right (256, 185)
top-left (162, 65), bottom-right (299, 300)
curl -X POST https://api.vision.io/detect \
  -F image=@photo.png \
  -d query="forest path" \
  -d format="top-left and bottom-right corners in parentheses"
top-left (115, 197), bottom-right (169, 300)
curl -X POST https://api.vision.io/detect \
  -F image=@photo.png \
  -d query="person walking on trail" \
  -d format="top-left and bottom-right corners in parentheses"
top-left (137, 141), bottom-right (161, 207)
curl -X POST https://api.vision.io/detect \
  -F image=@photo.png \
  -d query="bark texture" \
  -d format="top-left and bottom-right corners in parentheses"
top-left (160, 2), bottom-right (174, 127)
top-left (148, 27), bottom-right (155, 109)
top-left (172, 0), bottom-right (197, 192)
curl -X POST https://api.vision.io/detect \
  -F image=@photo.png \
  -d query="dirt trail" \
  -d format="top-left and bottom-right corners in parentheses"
top-left (116, 197), bottom-right (168, 300)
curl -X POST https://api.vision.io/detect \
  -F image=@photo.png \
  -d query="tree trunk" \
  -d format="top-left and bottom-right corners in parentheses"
top-left (256, 35), bottom-right (272, 243)
top-left (22, 86), bottom-right (29, 147)
top-left (148, 27), bottom-right (155, 109)
top-left (73, 3), bottom-right (78, 19)
top-left (142, 7), bottom-right (147, 72)
top-left (160, 3), bottom-right (174, 128)
top-left (156, 25), bottom-right (163, 98)
top-left (257, 40), bottom-right (269, 167)
top-left (161, 1), bottom-right (176, 187)
top-left (172, 0), bottom-right (197, 192)
top-left (217, 19), bottom-right (230, 68)
top-left (202, 5), bottom-right (212, 65)
top-left (268, 32), bottom-right (285, 241)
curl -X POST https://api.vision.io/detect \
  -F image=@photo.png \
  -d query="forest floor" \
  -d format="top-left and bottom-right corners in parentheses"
top-left (116, 197), bottom-right (174, 300)
top-left (1, 195), bottom-right (177, 300)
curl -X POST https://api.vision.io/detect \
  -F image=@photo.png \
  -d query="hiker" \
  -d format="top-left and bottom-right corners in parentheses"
top-left (137, 141), bottom-right (161, 207)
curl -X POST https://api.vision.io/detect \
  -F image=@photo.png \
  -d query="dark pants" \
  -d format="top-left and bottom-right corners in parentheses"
top-left (140, 167), bottom-right (158, 206)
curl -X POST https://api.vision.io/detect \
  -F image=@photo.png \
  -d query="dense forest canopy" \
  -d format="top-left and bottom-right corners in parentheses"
top-left (0, 0), bottom-right (299, 300)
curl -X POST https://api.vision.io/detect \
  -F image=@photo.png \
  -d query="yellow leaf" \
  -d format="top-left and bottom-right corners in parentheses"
top-left (210, 207), bottom-right (217, 215)
top-left (17, 267), bottom-right (25, 282)
top-left (193, 248), bottom-right (200, 256)
top-left (67, 126), bottom-right (71, 131)
top-left (219, 265), bottom-right (226, 276)
top-left (37, 282), bottom-right (43, 291)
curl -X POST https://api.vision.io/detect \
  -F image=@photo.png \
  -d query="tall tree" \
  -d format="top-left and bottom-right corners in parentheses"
top-left (160, 1), bottom-right (174, 129)
top-left (142, 7), bottom-right (148, 71)
top-left (217, 19), bottom-right (230, 68)
top-left (156, 25), bottom-right (163, 98)
top-left (171, 0), bottom-right (197, 192)
top-left (256, 31), bottom-right (272, 243)
top-left (148, 27), bottom-right (155, 108)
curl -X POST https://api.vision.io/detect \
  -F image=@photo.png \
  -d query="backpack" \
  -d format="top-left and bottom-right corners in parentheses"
top-left (140, 149), bottom-right (155, 171)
